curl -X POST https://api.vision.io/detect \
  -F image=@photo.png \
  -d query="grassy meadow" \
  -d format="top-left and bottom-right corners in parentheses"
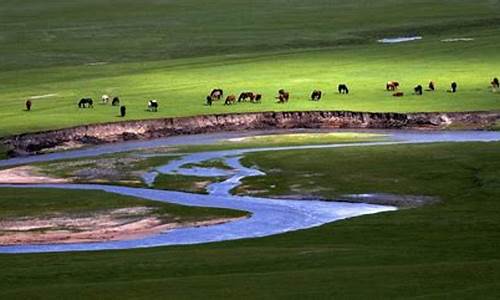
top-left (2, 142), bottom-right (500, 298)
top-left (0, 0), bottom-right (499, 136)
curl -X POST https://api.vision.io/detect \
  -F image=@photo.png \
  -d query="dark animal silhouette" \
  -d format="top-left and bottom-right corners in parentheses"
top-left (148, 100), bottom-right (159, 112)
top-left (386, 81), bottom-right (400, 91)
top-left (450, 82), bottom-right (458, 93)
top-left (428, 81), bottom-right (436, 91)
top-left (112, 97), bottom-right (120, 106)
top-left (254, 94), bottom-right (262, 103)
top-left (491, 78), bottom-right (499, 89)
top-left (393, 92), bottom-right (404, 97)
top-left (338, 84), bottom-right (349, 94)
top-left (25, 99), bottom-right (32, 111)
top-left (414, 85), bottom-right (423, 95)
top-left (276, 89), bottom-right (289, 103)
top-left (120, 106), bottom-right (126, 117)
top-left (311, 90), bottom-right (322, 101)
top-left (210, 89), bottom-right (223, 100)
top-left (206, 95), bottom-right (213, 106)
top-left (238, 92), bottom-right (255, 102)
top-left (78, 98), bottom-right (93, 108)
top-left (224, 95), bottom-right (236, 105)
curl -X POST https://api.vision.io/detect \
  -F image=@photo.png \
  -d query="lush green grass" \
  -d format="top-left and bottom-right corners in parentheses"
top-left (2, 142), bottom-right (500, 298)
top-left (0, 188), bottom-right (245, 222)
top-left (153, 174), bottom-right (226, 194)
top-left (0, 0), bottom-right (500, 137)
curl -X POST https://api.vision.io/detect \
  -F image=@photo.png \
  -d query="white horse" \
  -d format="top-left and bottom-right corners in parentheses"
top-left (101, 94), bottom-right (110, 104)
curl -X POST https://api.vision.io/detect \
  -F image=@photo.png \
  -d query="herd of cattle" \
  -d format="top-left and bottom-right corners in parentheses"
top-left (205, 78), bottom-right (499, 106)
top-left (23, 78), bottom-right (499, 113)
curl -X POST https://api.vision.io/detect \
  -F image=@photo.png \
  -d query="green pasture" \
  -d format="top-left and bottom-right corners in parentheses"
top-left (2, 142), bottom-right (500, 298)
top-left (0, 0), bottom-right (499, 137)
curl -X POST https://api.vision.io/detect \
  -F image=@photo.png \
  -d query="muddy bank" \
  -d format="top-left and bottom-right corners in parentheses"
top-left (2, 110), bottom-right (499, 157)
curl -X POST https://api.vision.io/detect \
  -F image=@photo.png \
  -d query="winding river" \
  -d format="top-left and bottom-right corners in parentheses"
top-left (1, 129), bottom-right (500, 254)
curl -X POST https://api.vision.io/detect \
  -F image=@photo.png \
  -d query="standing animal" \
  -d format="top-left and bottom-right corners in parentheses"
top-left (310, 90), bottom-right (322, 101)
top-left (254, 94), bottom-right (262, 103)
top-left (276, 89), bottom-right (289, 103)
top-left (386, 81), bottom-right (400, 91)
top-left (338, 84), bottom-right (349, 94)
top-left (428, 81), bottom-right (436, 91)
top-left (102, 95), bottom-right (110, 104)
top-left (112, 97), bottom-right (120, 106)
top-left (206, 95), bottom-right (213, 106)
top-left (393, 92), bottom-right (404, 97)
top-left (224, 95), bottom-right (236, 105)
top-left (491, 78), bottom-right (499, 89)
top-left (414, 85), bottom-right (423, 95)
top-left (210, 89), bottom-right (224, 100)
top-left (238, 92), bottom-right (255, 102)
top-left (120, 106), bottom-right (126, 117)
top-left (450, 82), bottom-right (458, 93)
top-left (78, 98), bottom-right (93, 108)
top-left (148, 100), bottom-right (159, 112)
top-left (25, 99), bottom-right (32, 111)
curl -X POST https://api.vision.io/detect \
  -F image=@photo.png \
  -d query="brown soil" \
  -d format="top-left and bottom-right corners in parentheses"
top-left (0, 207), bottom-right (245, 246)
top-left (0, 166), bottom-right (67, 184)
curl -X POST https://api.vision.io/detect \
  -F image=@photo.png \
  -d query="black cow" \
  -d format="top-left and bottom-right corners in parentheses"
top-left (25, 99), bottom-right (32, 111)
top-left (491, 78), bottom-right (499, 89)
top-left (338, 84), bottom-right (349, 94)
top-left (78, 98), bottom-right (93, 108)
top-left (238, 92), bottom-right (255, 102)
top-left (276, 89), bottom-right (289, 103)
top-left (428, 81), bottom-right (436, 91)
top-left (311, 90), bottom-right (322, 101)
top-left (120, 105), bottom-right (126, 117)
top-left (414, 85), bottom-right (423, 95)
top-left (450, 82), bottom-right (458, 93)
top-left (148, 100), bottom-right (159, 112)
top-left (112, 97), bottom-right (120, 106)
top-left (254, 94), bottom-right (262, 103)
top-left (206, 95), bottom-right (213, 106)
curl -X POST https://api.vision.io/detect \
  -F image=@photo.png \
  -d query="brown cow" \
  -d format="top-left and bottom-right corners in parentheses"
top-left (276, 89), bottom-right (289, 103)
top-left (25, 99), bottom-right (32, 111)
top-left (386, 81), bottom-right (400, 91)
top-left (393, 92), bottom-right (404, 97)
top-left (491, 78), bottom-right (499, 89)
top-left (310, 90), bottom-right (322, 101)
top-left (224, 95), bottom-right (236, 105)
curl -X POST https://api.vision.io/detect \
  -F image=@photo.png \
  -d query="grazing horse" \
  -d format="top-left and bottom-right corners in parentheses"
top-left (210, 89), bottom-right (223, 100)
top-left (276, 89), bottom-right (289, 103)
top-left (393, 92), bottom-right (404, 97)
top-left (491, 78), bottom-right (499, 89)
top-left (386, 81), bottom-right (400, 91)
top-left (224, 95), bottom-right (236, 105)
top-left (338, 84), bottom-right (349, 94)
top-left (148, 100), bottom-right (159, 112)
top-left (428, 81), bottom-right (436, 91)
top-left (102, 95), bottom-right (110, 104)
top-left (238, 92), bottom-right (255, 102)
top-left (450, 82), bottom-right (458, 93)
top-left (310, 90), bottom-right (322, 101)
top-left (78, 98), bottom-right (93, 108)
top-left (25, 99), bottom-right (32, 111)
top-left (112, 97), bottom-right (120, 106)
top-left (206, 95), bottom-right (213, 106)
top-left (414, 85), bottom-right (423, 95)
top-left (120, 106), bottom-right (126, 117)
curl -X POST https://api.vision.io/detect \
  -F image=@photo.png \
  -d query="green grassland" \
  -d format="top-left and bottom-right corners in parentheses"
top-left (2, 142), bottom-right (500, 298)
top-left (0, 188), bottom-right (245, 223)
top-left (1, 0), bottom-right (500, 137)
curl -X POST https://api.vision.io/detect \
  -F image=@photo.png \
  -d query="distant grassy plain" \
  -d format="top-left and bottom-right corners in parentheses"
top-left (0, 0), bottom-right (499, 136)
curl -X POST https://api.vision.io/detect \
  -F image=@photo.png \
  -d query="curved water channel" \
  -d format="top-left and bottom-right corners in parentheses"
top-left (1, 129), bottom-right (500, 254)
